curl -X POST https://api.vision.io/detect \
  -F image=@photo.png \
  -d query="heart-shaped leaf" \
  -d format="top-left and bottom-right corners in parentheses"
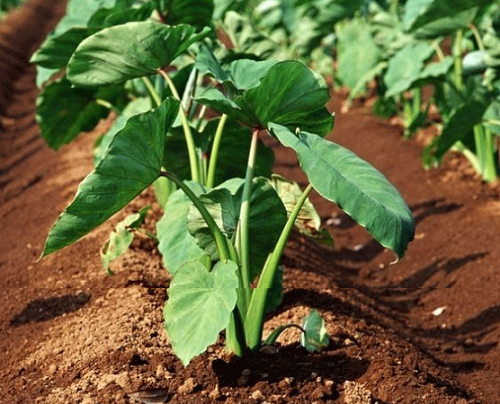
top-left (197, 60), bottom-right (334, 135)
top-left (269, 123), bottom-right (414, 259)
top-left (68, 22), bottom-right (211, 88)
top-left (42, 98), bottom-right (180, 256)
top-left (156, 182), bottom-right (209, 275)
top-left (36, 77), bottom-right (127, 150)
top-left (164, 259), bottom-right (239, 366)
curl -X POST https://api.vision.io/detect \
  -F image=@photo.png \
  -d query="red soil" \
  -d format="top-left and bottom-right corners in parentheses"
top-left (0, 1), bottom-right (499, 403)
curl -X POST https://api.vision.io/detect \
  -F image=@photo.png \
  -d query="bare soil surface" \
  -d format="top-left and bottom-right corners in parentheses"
top-left (1, 2), bottom-right (499, 404)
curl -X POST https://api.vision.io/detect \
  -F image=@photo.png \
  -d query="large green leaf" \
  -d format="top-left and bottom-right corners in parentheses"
top-left (337, 19), bottom-right (381, 92)
top-left (32, 0), bottom-right (150, 79)
top-left (403, 0), bottom-right (490, 36)
top-left (198, 60), bottom-right (334, 135)
top-left (164, 259), bottom-right (239, 366)
top-left (156, 0), bottom-right (214, 31)
top-left (67, 22), bottom-right (211, 88)
top-left (187, 178), bottom-right (288, 279)
top-left (93, 97), bottom-right (152, 165)
top-left (269, 123), bottom-right (414, 258)
top-left (36, 77), bottom-right (127, 151)
top-left (156, 183), bottom-right (209, 275)
top-left (384, 42), bottom-right (434, 98)
top-left (42, 98), bottom-right (180, 256)
top-left (31, 28), bottom-right (93, 70)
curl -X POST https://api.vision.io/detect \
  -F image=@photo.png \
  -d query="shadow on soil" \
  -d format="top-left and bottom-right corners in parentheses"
top-left (410, 198), bottom-right (462, 225)
top-left (384, 252), bottom-right (488, 292)
top-left (10, 291), bottom-right (90, 326)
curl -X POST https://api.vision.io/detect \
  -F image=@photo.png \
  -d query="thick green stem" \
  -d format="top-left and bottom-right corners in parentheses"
top-left (237, 129), bottom-right (260, 308)
top-left (142, 77), bottom-right (162, 107)
top-left (473, 124), bottom-right (498, 182)
top-left (159, 171), bottom-right (230, 260)
top-left (453, 29), bottom-right (464, 92)
top-left (245, 183), bottom-right (314, 349)
top-left (158, 70), bottom-right (201, 183)
top-left (226, 307), bottom-right (246, 356)
top-left (206, 114), bottom-right (228, 188)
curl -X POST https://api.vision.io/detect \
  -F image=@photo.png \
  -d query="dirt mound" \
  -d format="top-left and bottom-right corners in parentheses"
top-left (0, 1), bottom-right (498, 404)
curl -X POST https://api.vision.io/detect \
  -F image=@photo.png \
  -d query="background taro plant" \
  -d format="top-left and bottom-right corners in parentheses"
top-left (298, 0), bottom-right (500, 182)
top-left (36, 0), bottom-right (415, 366)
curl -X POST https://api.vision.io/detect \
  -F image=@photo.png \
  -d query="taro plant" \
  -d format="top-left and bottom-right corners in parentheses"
top-left (37, 0), bottom-right (415, 366)
top-left (406, 0), bottom-right (500, 182)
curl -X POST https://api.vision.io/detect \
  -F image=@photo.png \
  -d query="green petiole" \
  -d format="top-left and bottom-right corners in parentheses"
top-left (236, 128), bottom-right (261, 310)
top-left (245, 183), bottom-right (314, 349)
top-left (206, 114), bottom-right (229, 188)
top-left (142, 76), bottom-right (162, 107)
top-left (473, 124), bottom-right (498, 183)
top-left (158, 69), bottom-right (201, 184)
